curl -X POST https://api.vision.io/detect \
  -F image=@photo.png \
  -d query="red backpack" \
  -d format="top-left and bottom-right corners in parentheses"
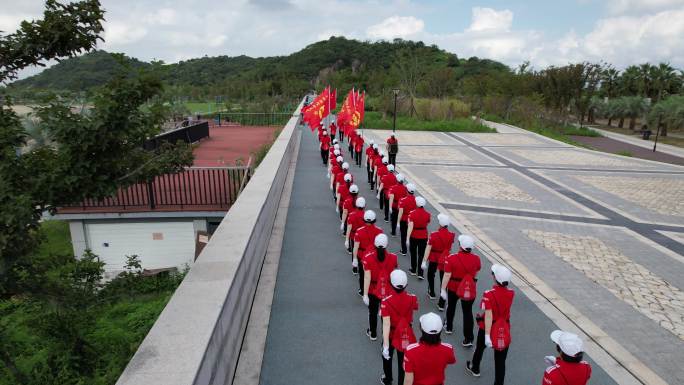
top-left (389, 298), bottom-right (417, 351)
top-left (490, 293), bottom-right (512, 351)
top-left (455, 256), bottom-right (477, 301)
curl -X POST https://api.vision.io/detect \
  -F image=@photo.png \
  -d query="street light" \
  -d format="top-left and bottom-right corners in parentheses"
top-left (392, 88), bottom-right (400, 133)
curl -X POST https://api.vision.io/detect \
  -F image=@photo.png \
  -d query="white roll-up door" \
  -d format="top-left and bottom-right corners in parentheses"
top-left (86, 221), bottom-right (195, 272)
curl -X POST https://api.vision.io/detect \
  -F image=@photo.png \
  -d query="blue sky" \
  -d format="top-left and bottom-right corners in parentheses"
top-left (2, 0), bottom-right (684, 79)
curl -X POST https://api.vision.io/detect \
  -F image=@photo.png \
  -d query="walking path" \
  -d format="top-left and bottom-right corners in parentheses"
top-left (359, 127), bottom-right (684, 385)
top-left (589, 127), bottom-right (684, 158)
top-left (259, 125), bottom-right (620, 385)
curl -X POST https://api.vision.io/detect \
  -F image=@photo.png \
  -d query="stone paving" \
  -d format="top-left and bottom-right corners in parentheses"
top-left (364, 126), bottom-right (684, 385)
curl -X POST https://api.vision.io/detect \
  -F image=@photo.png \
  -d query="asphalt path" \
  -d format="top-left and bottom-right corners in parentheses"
top-left (259, 126), bottom-right (618, 385)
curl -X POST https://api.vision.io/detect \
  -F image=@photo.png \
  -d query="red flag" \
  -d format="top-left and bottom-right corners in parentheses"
top-left (303, 86), bottom-right (330, 131)
top-left (331, 88), bottom-right (337, 110)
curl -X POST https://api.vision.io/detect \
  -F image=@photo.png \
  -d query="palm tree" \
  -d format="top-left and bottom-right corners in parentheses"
top-left (601, 67), bottom-right (620, 98)
top-left (619, 65), bottom-right (640, 96)
top-left (651, 63), bottom-right (678, 102)
top-left (622, 96), bottom-right (649, 131)
top-left (649, 95), bottom-right (684, 137)
top-left (637, 63), bottom-right (654, 98)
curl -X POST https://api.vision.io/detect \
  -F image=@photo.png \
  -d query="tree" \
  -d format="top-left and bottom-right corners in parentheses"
top-left (392, 48), bottom-right (423, 116)
top-left (651, 63), bottom-right (680, 102)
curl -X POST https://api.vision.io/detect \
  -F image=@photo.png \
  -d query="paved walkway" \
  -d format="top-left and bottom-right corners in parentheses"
top-left (259, 126), bottom-right (618, 385)
top-left (359, 128), bottom-right (684, 385)
top-left (569, 135), bottom-right (684, 166)
top-left (589, 127), bottom-right (684, 158)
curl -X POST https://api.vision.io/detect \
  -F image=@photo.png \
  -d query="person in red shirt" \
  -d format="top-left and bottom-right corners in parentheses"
top-left (379, 165), bottom-right (397, 222)
top-left (319, 130), bottom-right (330, 166)
top-left (345, 197), bottom-right (366, 254)
top-left (388, 174), bottom-right (408, 236)
top-left (380, 270), bottom-right (418, 385)
top-left (348, 130), bottom-right (355, 153)
top-left (336, 173), bottom-right (353, 218)
top-left (329, 121), bottom-right (337, 139)
top-left (374, 154), bottom-right (389, 191)
top-left (332, 161), bottom-right (350, 200)
top-left (353, 210), bottom-right (383, 293)
top-left (369, 145), bottom-right (380, 190)
top-left (403, 312), bottom-right (456, 385)
top-left (421, 214), bottom-right (456, 301)
top-left (440, 235), bottom-right (481, 345)
top-left (386, 134), bottom-right (399, 166)
top-left (396, 183), bottom-right (416, 256)
top-left (406, 196), bottom-right (431, 279)
top-left (354, 134), bottom-right (364, 167)
top-left (542, 330), bottom-right (592, 385)
top-left (375, 158), bottom-right (390, 209)
top-left (340, 184), bottom-right (359, 235)
top-left (466, 264), bottom-right (515, 385)
top-left (362, 234), bottom-right (397, 340)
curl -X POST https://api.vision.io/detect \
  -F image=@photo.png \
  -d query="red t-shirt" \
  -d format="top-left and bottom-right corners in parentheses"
top-left (403, 342), bottom-right (456, 385)
top-left (320, 135), bottom-right (331, 151)
top-left (362, 250), bottom-right (398, 298)
top-left (330, 123), bottom-right (337, 135)
top-left (380, 291), bottom-right (419, 351)
top-left (335, 170), bottom-right (348, 187)
top-left (542, 359), bottom-right (592, 385)
top-left (337, 183), bottom-right (350, 205)
top-left (408, 208), bottom-right (431, 239)
top-left (444, 251), bottom-right (481, 292)
top-left (398, 195), bottom-right (416, 222)
top-left (331, 164), bottom-right (342, 176)
top-left (376, 164), bottom-right (388, 180)
top-left (354, 224), bottom-right (384, 253)
top-left (343, 195), bottom-right (355, 213)
top-left (347, 208), bottom-right (365, 236)
top-left (387, 137), bottom-right (398, 145)
top-left (389, 184), bottom-right (408, 208)
top-left (381, 173), bottom-right (397, 198)
top-left (365, 147), bottom-right (375, 163)
top-left (477, 285), bottom-right (515, 329)
top-left (355, 137), bottom-right (364, 152)
top-left (427, 227), bottom-right (456, 266)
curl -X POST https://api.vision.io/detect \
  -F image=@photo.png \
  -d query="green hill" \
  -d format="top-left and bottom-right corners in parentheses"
top-left (7, 37), bottom-right (511, 101)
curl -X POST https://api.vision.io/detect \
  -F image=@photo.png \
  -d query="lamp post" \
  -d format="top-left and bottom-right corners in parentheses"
top-left (653, 113), bottom-right (662, 152)
top-left (392, 88), bottom-right (400, 133)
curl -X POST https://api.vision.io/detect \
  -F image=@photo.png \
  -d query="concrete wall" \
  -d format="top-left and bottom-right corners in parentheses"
top-left (116, 100), bottom-right (304, 385)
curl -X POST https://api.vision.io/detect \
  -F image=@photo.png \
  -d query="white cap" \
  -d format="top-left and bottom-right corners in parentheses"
top-left (370, 140), bottom-right (375, 145)
top-left (407, 184), bottom-right (416, 193)
top-left (382, 157), bottom-right (389, 165)
top-left (336, 156), bottom-right (343, 163)
top-left (333, 150), bottom-right (340, 156)
top-left (342, 162), bottom-right (350, 170)
top-left (323, 130), bottom-right (327, 134)
top-left (373, 144), bottom-right (379, 149)
top-left (334, 144), bottom-right (340, 150)
top-left (355, 197), bottom-right (366, 208)
top-left (419, 312), bottom-right (443, 334)
top-left (438, 213), bottom-right (450, 227)
top-left (344, 173), bottom-right (352, 182)
top-left (387, 164), bottom-right (395, 172)
top-left (396, 173), bottom-right (405, 183)
top-left (364, 210), bottom-right (376, 222)
top-left (374, 233), bottom-right (388, 248)
top-left (349, 184), bottom-right (359, 193)
top-left (551, 330), bottom-right (584, 356)
top-left (415, 196), bottom-right (426, 207)
top-left (333, 139), bottom-right (339, 144)
top-left (390, 269), bottom-right (408, 289)
top-left (491, 264), bottom-right (512, 284)
top-left (458, 235), bottom-right (475, 250)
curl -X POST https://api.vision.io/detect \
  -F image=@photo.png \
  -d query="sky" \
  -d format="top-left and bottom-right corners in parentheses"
top-left (2, 0), bottom-right (684, 79)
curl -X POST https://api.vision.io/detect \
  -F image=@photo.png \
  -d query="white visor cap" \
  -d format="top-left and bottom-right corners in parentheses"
top-left (437, 213), bottom-right (450, 227)
top-left (415, 196), bottom-right (426, 207)
top-left (406, 184), bottom-right (416, 193)
top-left (374, 233), bottom-right (388, 248)
top-left (387, 164), bottom-right (395, 172)
top-left (419, 312), bottom-right (443, 334)
top-left (458, 235), bottom-right (475, 250)
top-left (491, 264), bottom-right (512, 284)
top-left (342, 162), bottom-right (350, 170)
top-left (349, 184), bottom-right (359, 193)
top-left (390, 269), bottom-right (408, 289)
top-left (355, 197), bottom-right (366, 208)
top-left (336, 156), bottom-right (343, 163)
top-left (551, 330), bottom-right (584, 356)
top-left (343, 173), bottom-right (352, 182)
top-left (364, 210), bottom-right (377, 222)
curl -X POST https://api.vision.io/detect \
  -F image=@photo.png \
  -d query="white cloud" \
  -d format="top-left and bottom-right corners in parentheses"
top-left (467, 7), bottom-right (513, 32)
top-left (102, 21), bottom-right (148, 46)
top-left (606, 0), bottom-right (684, 13)
top-left (366, 16), bottom-right (424, 39)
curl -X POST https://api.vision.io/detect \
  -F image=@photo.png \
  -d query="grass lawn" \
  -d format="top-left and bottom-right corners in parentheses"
top-left (364, 111), bottom-right (496, 133)
top-left (35, 219), bottom-right (73, 257)
top-left (480, 113), bottom-right (600, 147)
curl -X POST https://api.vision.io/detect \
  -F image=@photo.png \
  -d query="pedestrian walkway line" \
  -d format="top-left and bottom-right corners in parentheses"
top-left (399, 165), bottom-right (669, 385)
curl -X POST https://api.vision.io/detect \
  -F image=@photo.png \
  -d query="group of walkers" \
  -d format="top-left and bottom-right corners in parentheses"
top-left (314, 122), bottom-right (593, 385)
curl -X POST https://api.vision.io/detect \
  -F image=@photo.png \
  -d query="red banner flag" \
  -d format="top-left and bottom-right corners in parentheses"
top-left (303, 86), bottom-right (330, 131)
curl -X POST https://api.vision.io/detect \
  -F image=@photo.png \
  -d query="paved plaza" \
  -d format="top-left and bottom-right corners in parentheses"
top-left (360, 125), bottom-right (684, 385)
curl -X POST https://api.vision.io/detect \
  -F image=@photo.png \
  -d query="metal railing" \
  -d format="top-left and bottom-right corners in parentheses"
top-left (63, 166), bottom-right (251, 211)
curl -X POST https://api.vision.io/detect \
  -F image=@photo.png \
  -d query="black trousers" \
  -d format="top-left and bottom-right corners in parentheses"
top-left (358, 261), bottom-right (365, 293)
top-left (471, 328), bottom-right (509, 385)
top-left (399, 221), bottom-right (408, 254)
top-left (390, 208), bottom-right (399, 236)
top-left (409, 238), bottom-right (427, 275)
top-left (367, 162), bottom-right (373, 184)
top-left (368, 294), bottom-right (381, 338)
top-left (339, 130), bottom-right (344, 141)
top-left (356, 150), bottom-right (362, 166)
top-left (389, 153), bottom-right (397, 166)
top-left (383, 195), bottom-right (390, 221)
top-left (427, 261), bottom-right (439, 297)
top-left (445, 290), bottom-right (475, 341)
top-left (321, 149), bottom-right (328, 165)
top-left (382, 345), bottom-right (405, 384)
top-left (379, 190), bottom-right (384, 209)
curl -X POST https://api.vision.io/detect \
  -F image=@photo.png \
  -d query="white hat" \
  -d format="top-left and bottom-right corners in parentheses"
top-left (355, 197), bottom-right (366, 208)
top-left (373, 144), bottom-right (379, 149)
top-left (396, 173), bottom-right (405, 183)
top-left (343, 173), bottom-right (352, 182)
top-left (419, 312), bottom-right (443, 334)
top-left (334, 144), bottom-right (340, 150)
top-left (370, 140), bottom-right (375, 145)
top-left (438, 213), bottom-right (450, 227)
top-left (551, 330), bottom-right (584, 356)
top-left (415, 196), bottom-right (426, 207)
top-left (390, 269), bottom-right (408, 289)
top-left (333, 149), bottom-right (340, 156)
top-left (407, 183), bottom-right (416, 193)
top-left (387, 164), bottom-right (395, 172)
top-left (491, 264), bottom-right (512, 284)
top-left (382, 157), bottom-right (389, 165)
top-left (333, 139), bottom-right (339, 144)
top-left (349, 184), bottom-right (359, 193)
top-left (364, 210), bottom-right (376, 222)
top-left (458, 235), bottom-right (474, 250)
top-left (374, 233), bottom-right (388, 248)
top-left (342, 162), bottom-right (350, 170)
top-left (336, 156), bottom-right (343, 163)
top-left (323, 130), bottom-right (327, 134)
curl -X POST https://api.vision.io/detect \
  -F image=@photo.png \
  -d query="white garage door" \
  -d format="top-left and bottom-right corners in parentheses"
top-left (86, 221), bottom-right (195, 272)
